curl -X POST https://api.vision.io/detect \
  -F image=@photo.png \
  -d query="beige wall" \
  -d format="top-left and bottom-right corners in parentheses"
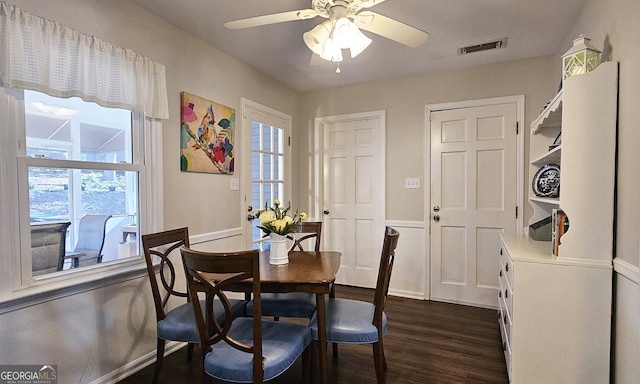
top-left (2, 0), bottom-right (639, 382)
top-left (9, 0), bottom-right (302, 236)
top-left (297, 0), bottom-right (640, 382)
top-left (1, 0), bottom-right (300, 382)
top-left (298, 56), bottom-right (556, 224)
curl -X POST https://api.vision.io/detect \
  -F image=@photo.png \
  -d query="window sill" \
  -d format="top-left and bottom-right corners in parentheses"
top-left (0, 258), bottom-right (148, 314)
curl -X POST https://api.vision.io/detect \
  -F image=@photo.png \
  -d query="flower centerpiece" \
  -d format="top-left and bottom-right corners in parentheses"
top-left (255, 199), bottom-right (307, 236)
top-left (255, 199), bottom-right (307, 264)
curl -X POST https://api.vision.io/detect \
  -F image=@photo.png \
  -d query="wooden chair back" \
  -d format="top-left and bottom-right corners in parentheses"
top-left (141, 227), bottom-right (190, 321)
top-left (372, 227), bottom-right (400, 330)
top-left (288, 221), bottom-right (322, 252)
top-left (180, 247), bottom-right (263, 381)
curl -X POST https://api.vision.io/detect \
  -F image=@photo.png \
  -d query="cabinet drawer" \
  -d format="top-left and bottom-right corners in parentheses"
top-left (498, 270), bottom-right (513, 323)
top-left (499, 245), bottom-right (514, 288)
top-left (498, 292), bottom-right (512, 347)
top-left (498, 298), bottom-right (512, 379)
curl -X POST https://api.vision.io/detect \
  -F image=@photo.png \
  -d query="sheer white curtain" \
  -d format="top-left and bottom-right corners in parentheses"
top-left (0, 1), bottom-right (168, 119)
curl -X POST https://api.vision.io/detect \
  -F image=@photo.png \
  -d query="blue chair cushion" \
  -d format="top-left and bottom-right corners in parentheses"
top-left (203, 317), bottom-right (312, 383)
top-left (157, 298), bottom-right (247, 343)
top-left (246, 292), bottom-right (316, 319)
top-left (309, 298), bottom-right (387, 344)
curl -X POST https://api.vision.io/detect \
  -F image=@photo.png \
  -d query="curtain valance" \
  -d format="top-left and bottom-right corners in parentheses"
top-left (0, 2), bottom-right (169, 119)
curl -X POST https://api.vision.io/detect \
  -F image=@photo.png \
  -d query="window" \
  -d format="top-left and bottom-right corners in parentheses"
top-left (251, 120), bottom-right (286, 250)
top-left (242, 99), bottom-right (292, 252)
top-left (22, 90), bottom-right (142, 277)
top-left (0, 3), bottom-right (167, 296)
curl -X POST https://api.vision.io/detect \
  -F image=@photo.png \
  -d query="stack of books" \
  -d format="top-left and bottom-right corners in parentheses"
top-left (551, 208), bottom-right (569, 256)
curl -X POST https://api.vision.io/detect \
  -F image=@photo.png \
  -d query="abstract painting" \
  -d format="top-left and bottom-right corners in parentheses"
top-left (180, 91), bottom-right (235, 174)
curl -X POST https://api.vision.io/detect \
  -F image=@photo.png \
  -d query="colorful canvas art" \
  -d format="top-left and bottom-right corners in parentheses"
top-left (180, 92), bottom-right (235, 174)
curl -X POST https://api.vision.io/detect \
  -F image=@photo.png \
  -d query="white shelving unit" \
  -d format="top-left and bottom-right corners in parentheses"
top-left (498, 62), bottom-right (618, 383)
top-left (527, 89), bottom-right (563, 226)
top-left (530, 88), bottom-right (563, 134)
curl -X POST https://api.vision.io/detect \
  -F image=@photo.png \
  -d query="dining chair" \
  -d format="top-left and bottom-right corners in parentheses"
top-left (309, 226), bottom-right (400, 384)
top-left (180, 246), bottom-right (312, 384)
top-left (248, 221), bottom-right (323, 320)
top-left (63, 214), bottom-right (112, 268)
top-left (287, 221), bottom-right (322, 252)
top-left (141, 227), bottom-right (247, 384)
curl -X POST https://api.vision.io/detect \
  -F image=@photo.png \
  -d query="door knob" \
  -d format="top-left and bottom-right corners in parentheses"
top-left (433, 214), bottom-right (440, 222)
top-left (247, 213), bottom-right (256, 221)
top-left (433, 205), bottom-right (440, 212)
top-left (323, 210), bottom-right (330, 215)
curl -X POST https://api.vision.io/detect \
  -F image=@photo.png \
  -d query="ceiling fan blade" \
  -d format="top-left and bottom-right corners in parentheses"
top-left (358, 0), bottom-right (389, 8)
top-left (224, 9), bottom-right (317, 30)
top-left (354, 11), bottom-right (429, 48)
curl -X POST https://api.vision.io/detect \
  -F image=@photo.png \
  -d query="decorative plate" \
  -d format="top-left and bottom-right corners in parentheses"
top-left (532, 163), bottom-right (560, 197)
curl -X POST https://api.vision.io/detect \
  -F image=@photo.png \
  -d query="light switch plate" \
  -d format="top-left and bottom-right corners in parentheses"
top-left (405, 177), bottom-right (421, 189)
top-left (230, 178), bottom-right (240, 191)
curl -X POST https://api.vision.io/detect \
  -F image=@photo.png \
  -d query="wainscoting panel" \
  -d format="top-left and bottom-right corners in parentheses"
top-left (385, 221), bottom-right (426, 300)
top-left (613, 259), bottom-right (640, 384)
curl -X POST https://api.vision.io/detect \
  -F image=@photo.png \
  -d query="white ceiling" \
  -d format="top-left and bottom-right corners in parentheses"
top-left (126, 0), bottom-right (587, 92)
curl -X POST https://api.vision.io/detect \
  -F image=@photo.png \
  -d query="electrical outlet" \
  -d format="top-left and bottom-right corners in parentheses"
top-left (405, 177), bottom-right (421, 189)
top-left (230, 178), bottom-right (240, 191)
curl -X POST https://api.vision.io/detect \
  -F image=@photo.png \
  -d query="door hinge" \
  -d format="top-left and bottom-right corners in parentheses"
top-left (515, 206), bottom-right (518, 219)
top-left (516, 121), bottom-right (519, 135)
top-left (288, 136), bottom-right (291, 146)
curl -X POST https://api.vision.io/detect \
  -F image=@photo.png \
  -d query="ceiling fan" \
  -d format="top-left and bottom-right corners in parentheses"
top-left (224, 0), bottom-right (429, 70)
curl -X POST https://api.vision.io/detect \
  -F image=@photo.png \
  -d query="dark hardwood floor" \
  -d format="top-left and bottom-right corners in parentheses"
top-left (119, 285), bottom-right (508, 384)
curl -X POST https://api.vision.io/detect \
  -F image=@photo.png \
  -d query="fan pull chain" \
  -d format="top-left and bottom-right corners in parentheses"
top-left (336, 62), bottom-right (341, 73)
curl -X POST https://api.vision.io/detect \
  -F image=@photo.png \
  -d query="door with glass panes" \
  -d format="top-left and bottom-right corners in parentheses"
top-left (241, 99), bottom-right (292, 251)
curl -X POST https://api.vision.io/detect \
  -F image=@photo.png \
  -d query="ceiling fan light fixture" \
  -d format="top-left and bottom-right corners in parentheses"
top-left (319, 37), bottom-right (344, 62)
top-left (348, 28), bottom-right (372, 58)
top-left (305, 16), bottom-right (371, 63)
top-left (303, 21), bottom-right (332, 55)
top-left (333, 17), bottom-right (358, 48)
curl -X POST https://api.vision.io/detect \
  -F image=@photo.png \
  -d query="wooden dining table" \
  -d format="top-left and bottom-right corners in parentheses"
top-left (202, 250), bottom-right (341, 384)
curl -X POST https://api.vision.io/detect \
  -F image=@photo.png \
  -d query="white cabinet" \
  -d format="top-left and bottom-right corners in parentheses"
top-left (499, 235), bottom-right (612, 383)
top-left (499, 62), bottom-right (617, 382)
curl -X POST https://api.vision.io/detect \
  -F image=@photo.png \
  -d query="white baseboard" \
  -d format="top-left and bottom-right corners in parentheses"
top-left (90, 341), bottom-right (186, 384)
top-left (389, 288), bottom-right (426, 300)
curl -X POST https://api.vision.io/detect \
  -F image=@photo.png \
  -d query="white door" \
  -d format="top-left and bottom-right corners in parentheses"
top-left (241, 99), bottom-right (292, 250)
top-left (430, 103), bottom-right (518, 307)
top-left (319, 111), bottom-right (385, 288)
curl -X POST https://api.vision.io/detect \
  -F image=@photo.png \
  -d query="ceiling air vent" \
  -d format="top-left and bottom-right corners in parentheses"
top-left (458, 38), bottom-right (508, 55)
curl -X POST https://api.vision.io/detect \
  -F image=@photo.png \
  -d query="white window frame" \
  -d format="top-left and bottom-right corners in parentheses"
top-left (0, 87), bottom-right (162, 303)
top-left (241, 98), bottom-right (292, 250)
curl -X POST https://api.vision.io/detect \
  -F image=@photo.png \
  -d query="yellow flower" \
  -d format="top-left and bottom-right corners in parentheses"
top-left (254, 200), bottom-right (305, 236)
top-left (272, 219), bottom-right (287, 232)
top-left (259, 210), bottom-right (275, 224)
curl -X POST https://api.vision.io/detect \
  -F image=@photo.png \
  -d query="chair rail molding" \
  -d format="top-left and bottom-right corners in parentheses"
top-left (614, 258), bottom-right (640, 285)
top-left (189, 226), bottom-right (243, 246)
